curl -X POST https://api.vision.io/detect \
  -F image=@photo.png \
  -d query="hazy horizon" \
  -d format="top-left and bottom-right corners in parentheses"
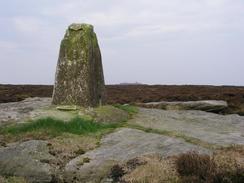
top-left (1, 0), bottom-right (244, 86)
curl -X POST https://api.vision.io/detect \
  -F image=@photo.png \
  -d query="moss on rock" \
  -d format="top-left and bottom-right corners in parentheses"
top-left (84, 105), bottom-right (130, 124)
top-left (52, 23), bottom-right (105, 107)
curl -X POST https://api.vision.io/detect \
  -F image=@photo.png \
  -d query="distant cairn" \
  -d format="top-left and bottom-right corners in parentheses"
top-left (52, 23), bottom-right (105, 107)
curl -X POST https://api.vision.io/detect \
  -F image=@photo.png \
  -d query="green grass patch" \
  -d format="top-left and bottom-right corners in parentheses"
top-left (114, 104), bottom-right (138, 116)
top-left (0, 117), bottom-right (120, 137)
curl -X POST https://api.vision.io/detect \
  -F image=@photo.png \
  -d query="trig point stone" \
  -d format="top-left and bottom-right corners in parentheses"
top-left (52, 23), bottom-right (105, 107)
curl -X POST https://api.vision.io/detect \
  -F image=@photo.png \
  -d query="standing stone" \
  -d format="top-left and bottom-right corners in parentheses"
top-left (52, 23), bottom-right (105, 107)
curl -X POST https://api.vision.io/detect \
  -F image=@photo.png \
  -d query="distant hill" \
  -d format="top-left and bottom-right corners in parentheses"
top-left (119, 82), bottom-right (144, 85)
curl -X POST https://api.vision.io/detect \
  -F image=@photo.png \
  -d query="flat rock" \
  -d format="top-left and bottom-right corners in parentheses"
top-left (137, 100), bottom-right (228, 113)
top-left (64, 128), bottom-right (209, 183)
top-left (56, 105), bottom-right (79, 111)
top-left (0, 140), bottom-right (56, 183)
top-left (129, 108), bottom-right (244, 146)
top-left (0, 97), bottom-right (51, 126)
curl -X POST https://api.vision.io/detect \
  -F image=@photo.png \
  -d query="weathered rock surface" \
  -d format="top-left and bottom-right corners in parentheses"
top-left (64, 128), bottom-right (209, 183)
top-left (0, 140), bottom-right (56, 183)
top-left (129, 108), bottom-right (244, 146)
top-left (1, 98), bottom-right (243, 182)
top-left (0, 97), bottom-right (82, 126)
top-left (0, 97), bottom-right (51, 126)
top-left (137, 100), bottom-right (228, 113)
top-left (84, 105), bottom-right (129, 124)
top-left (0, 98), bottom-right (130, 127)
top-left (52, 23), bottom-right (105, 107)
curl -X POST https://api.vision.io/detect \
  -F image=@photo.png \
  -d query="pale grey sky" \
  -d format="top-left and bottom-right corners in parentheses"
top-left (0, 0), bottom-right (243, 85)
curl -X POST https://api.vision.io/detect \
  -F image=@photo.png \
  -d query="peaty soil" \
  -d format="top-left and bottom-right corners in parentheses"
top-left (1, 84), bottom-right (244, 115)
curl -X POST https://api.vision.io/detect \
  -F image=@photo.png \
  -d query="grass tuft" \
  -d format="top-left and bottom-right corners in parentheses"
top-left (0, 117), bottom-right (120, 137)
top-left (0, 176), bottom-right (27, 183)
top-left (110, 164), bottom-right (126, 182)
top-left (176, 149), bottom-right (244, 183)
top-left (176, 151), bottom-right (213, 180)
top-left (113, 104), bottom-right (138, 116)
top-left (112, 155), bottom-right (179, 183)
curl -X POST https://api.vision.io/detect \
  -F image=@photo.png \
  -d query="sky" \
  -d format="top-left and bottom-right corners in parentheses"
top-left (0, 0), bottom-right (244, 86)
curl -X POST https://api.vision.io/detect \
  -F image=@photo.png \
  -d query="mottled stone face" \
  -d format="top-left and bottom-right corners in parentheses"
top-left (52, 23), bottom-right (105, 107)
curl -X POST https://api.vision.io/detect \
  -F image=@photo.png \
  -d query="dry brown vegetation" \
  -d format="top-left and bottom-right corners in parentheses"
top-left (0, 176), bottom-right (27, 183)
top-left (176, 152), bottom-right (213, 180)
top-left (1, 84), bottom-right (244, 115)
top-left (122, 155), bottom-right (179, 183)
top-left (110, 155), bottom-right (179, 183)
top-left (47, 133), bottom-right (98, 168)
top-left (110, 146), bottom-right (244, 183)
top-left (177, 147), bottom-right (244, 183)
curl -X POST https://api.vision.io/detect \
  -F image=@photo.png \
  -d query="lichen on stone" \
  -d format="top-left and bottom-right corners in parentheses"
top-left (52, 23), bottom-right (105, 107)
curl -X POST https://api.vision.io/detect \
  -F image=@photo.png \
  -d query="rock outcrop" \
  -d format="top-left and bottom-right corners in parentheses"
top-left (129, 108), bottom-right (244, 146)
top-left (0, 140), bottom-right (56, 183)
top-left (137, 100), bottom-right (228, 113)
top-left (0, 97), bottom-right (51, 126)
top-left (52, 23), bottom-right (105, 107)
top-left (0, 98), bottom-right (130, 127)
top-left (64, 128), bottom-right (209, 183)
